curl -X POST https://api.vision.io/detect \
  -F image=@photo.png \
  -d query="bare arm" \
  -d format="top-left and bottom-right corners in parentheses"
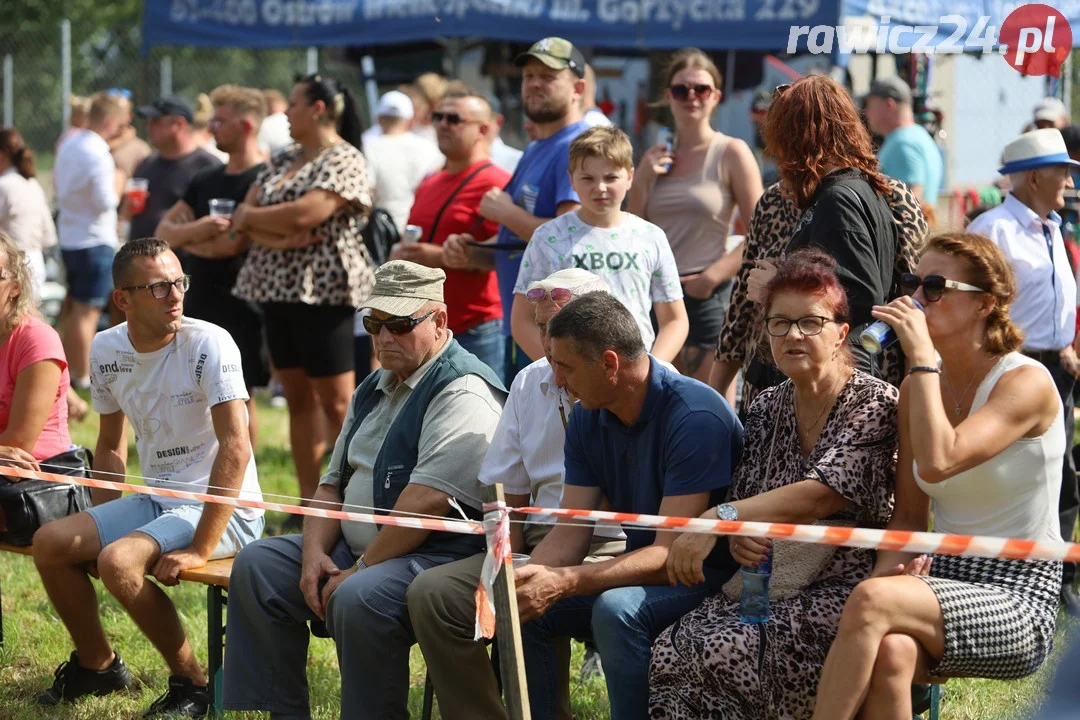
top-left (360, 484), bottom-right (458, 566)
top-left (709, 358), bottom-right (741, 399)
top-left (506, 492), bottom-right (530, 553)
top-left (874, 385), bottom-right (931, 574)
top-left (0, 360), bottom-right (62, 451)
top-left (155, 201), bottom-right (230, 249)
top-left (303, 483), bottom-right (346, 556)
top-left (650, 300), bottom-right (690, 363)
top-left (548, 491), bottom-right (715, 596)
top-left (92, 411), bottom-right (128, 506)
top-left (186, 400), bottom-right (251, 558)
top-left (511, 293), bottom-right (544, 363)
top-left (728, 479), bottom-right (848, 524)
top-left (237, 189), bottom-right (348, 235)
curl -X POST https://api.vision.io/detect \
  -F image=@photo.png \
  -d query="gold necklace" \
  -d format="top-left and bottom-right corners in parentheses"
top-left (942, 361), bottom-right (984, 416)
top-left (793, 373), bottom-right (846, 441)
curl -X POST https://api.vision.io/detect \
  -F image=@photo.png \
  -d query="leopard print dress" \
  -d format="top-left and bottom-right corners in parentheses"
top-left (716, 179), bottom-right (928, 413)
top-left (649, 372), bottom-right (897, 720)
top-left (233, 142), bottom-right (375, 308)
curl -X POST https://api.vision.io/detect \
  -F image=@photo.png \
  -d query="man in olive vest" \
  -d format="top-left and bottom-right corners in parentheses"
top-left (222, 260), bottom-right (507, 719)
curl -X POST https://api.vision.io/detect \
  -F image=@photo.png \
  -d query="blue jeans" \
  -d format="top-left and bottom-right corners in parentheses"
top-left (521, 570), bottom-right (730, 720)
top-left (455, 319), bottom-right (505, 376)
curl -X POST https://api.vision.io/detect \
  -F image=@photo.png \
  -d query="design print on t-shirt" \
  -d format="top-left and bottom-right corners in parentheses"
top-left (88, 317), bottom-right (263, 519)
top-left (515, 211), bottom-right (682, 349)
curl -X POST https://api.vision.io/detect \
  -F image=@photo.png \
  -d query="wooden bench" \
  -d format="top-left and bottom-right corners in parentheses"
top-left (0, 543), bottom-right (232, 718)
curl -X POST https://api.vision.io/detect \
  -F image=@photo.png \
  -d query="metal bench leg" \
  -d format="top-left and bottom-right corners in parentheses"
top-left (207, 586), bottom-right (226, 719)
top-left (929, 684), bottom-right (941, 720)
top-left (0, 576), bottom-right (4, 649)
top-left (421, 673), bottom-right (434, 720)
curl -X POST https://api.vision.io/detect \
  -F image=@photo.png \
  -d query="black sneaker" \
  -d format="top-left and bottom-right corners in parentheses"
top-left (35, 650), bottom-right (133, 705)
top-left (142, 675), bottom-right (210, 718)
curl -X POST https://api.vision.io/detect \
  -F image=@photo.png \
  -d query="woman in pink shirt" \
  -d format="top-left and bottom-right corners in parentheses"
top-left (0, 232), bottom-right (71, 466)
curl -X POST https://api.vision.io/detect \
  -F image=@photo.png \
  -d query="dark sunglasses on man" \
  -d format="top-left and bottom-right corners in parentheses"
top-left (432, 111), bottom-right (476, 126)
top-left (669, 84), bottom-right (714, 101)
top-left (898, 273), bottom-right (985, 303)
top-left (362, 309), bottom-right (435, 336)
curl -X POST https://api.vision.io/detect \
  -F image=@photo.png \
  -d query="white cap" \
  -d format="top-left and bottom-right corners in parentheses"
top-left (376, 90), bottom-right (414, 120)
top-left (1034, 97), bottom-right (1068, 123)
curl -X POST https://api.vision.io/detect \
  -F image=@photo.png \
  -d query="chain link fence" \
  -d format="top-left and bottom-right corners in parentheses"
top-left (0, 20), bottom-right (361, 187)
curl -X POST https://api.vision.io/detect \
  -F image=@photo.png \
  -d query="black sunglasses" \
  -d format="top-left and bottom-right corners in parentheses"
top-left (362, 309), bottom-right (435, 336)
top-left (898, 273), bottom-right (985, 303)
top-left (432, 111), bottom-right (476, 126)
top-left (669, 84), bottom-right (714, 101)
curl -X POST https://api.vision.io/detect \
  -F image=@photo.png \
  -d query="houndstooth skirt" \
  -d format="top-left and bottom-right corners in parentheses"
top-left (917, 554), bottom-right (1062, 679)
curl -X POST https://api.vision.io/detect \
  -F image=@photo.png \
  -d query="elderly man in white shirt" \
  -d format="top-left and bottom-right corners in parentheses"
top-left (408, 267), bottom-right (627, 719)
top-left (54, 91), bottom-right (127, 391)
top-left (967, 127), bottom-right (1080, 616)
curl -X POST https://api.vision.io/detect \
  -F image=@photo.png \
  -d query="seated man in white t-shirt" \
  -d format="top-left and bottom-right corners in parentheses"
top-left (31, 237), bottom-right (264, 719)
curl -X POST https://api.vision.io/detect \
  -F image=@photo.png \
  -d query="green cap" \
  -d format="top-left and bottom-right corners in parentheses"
top-left (359, 260), bottom-right (445, 317)
top-left (514, 37), bottom-right (586, 78)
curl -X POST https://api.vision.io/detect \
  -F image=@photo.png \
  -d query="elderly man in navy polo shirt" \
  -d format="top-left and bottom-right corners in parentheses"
top-left (514, 291), bottom-right (742, 720)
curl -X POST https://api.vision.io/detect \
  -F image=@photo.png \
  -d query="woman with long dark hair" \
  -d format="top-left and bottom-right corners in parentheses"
top-left (232, 74), bottom-right (374, 508)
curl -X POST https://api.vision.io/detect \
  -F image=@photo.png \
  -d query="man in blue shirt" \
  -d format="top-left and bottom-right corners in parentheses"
top-left (515, 291), bottom-right (742, 720)
top-left (444, 37), bottom-right (590, 386)
top-left (863, 77), bottom-right (944, 207)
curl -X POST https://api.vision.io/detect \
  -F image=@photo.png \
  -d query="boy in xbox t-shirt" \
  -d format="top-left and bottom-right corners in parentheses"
top-left (511, 126), bottom-right (688, 361)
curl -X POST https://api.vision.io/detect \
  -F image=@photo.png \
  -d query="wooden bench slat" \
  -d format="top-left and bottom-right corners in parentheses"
top-left (1, 542), bottom-right (232, 588)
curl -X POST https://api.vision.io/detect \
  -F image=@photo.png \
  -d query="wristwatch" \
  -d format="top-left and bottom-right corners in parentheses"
top-left (715, 503), bottom-right (738, 521)
top-left (354, 555), bottom-right (367, 571)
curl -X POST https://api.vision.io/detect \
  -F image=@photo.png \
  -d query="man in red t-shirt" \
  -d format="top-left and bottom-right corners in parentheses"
top-left (390, 91), bottom-right (510, 372)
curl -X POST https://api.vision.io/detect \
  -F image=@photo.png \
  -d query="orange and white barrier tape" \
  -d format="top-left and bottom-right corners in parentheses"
top-left (8, 465), bottom-right (1079, 562)
top-left (514, 506), bottom-right (1080, 563)
top-left (474, 501), bottom-right (512, 640)
top-left (0, 465), bottom-right (484, 536)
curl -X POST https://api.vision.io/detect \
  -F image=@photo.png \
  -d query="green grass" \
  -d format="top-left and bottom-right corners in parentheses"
top-left (0, 396), bottom-right (1074, 718)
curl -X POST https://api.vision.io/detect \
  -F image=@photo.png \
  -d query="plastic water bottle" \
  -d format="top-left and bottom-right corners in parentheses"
top-left (859, 299), bottom-right (923, 354)
top-left (738, 547), bottom-right (772, 624)
top-left (403, 225), bottom-right (423, 244)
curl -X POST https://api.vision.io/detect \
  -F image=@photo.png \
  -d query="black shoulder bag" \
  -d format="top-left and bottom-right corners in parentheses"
top-left (0, 447), bottom-right (93, 546)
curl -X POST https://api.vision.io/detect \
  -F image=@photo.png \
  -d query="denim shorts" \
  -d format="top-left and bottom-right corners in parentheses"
top-left (86, 494), bottom-right (265, 559)
top-left (61, 244), bottom-right (116, 308)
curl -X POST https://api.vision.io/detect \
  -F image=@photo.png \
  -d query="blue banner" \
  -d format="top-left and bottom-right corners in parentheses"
top-left (145, 0), bottom-right (841, 52)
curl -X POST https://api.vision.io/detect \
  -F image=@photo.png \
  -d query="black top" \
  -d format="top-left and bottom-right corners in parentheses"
top-left (180, 162), bottom-right (266, 290)
top-left (130, 147), bottom-right (222, 241)
top-left (787, 168), bottom-right (898, 328)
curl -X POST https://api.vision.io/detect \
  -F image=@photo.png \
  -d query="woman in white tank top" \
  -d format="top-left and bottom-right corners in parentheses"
top-left (813, 232), bottom-right (1065, 719)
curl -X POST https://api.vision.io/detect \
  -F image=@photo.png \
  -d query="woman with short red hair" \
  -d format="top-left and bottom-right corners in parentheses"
top-left (650, 248), bottom-right (898, 719)
top-left (751, 75), bottom-right (901, 377)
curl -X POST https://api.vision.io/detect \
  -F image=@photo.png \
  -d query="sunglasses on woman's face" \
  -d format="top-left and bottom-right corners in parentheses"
top-left (899, 273), bottom-right (986, 303)
top-left (526, 287), bottom-right (573, 304)
top-left (669, 84), bottom-right (714, 102)
top-left (362, 309), bottom-right (435, 335)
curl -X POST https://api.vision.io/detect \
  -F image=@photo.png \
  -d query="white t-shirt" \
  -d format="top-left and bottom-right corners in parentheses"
top-left (54, 129), bottom-right (119, 250)
top-left (364, 132), bottom-right (445, 234)
top-left (514, 211), bottom-right (683, 349)
top-left (90, 318), bottom-right (263, 520)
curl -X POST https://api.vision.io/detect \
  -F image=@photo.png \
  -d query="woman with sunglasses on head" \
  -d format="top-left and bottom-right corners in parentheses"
top-left (651, 247), bottom-right (898, 720)
top-left (813, 232), bottom-right (1064, 720)
top-left (231, 74), bottom-right (375, 507)
top-left (627, 48), bottom-right (763, 386)
top-left (754, 75), bottom-right (901, 379)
